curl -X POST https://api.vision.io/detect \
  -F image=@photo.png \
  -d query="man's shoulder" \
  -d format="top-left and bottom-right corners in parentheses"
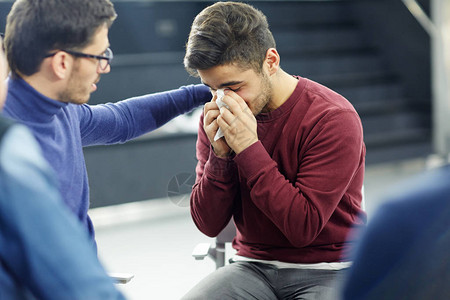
top-left (292, 79), bottom-right (362, 131)
top-left (0, 123), bottom-right (52, 187)
top-left (300, 78), bottom-right (356, 113)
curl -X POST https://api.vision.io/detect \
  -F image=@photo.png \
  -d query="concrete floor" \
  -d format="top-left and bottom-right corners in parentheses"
top-left (91, 157), bottom-right (433, 300)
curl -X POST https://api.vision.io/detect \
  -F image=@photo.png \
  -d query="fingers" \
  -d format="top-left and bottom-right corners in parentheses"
top-left (203, 101), bottom-right (219, 124)
top-left (217, 91), bottom-right (252, 126)
top-left (203, 104), bottom-right (220, 135)
top-left (215, 91), bottom-right (258, 154)
top-left (221, 90), bottom-right (248, 113)
top-left (203, 90), bottom-right (258, 155)
top-left (202, 96), bottom-right (233, 157)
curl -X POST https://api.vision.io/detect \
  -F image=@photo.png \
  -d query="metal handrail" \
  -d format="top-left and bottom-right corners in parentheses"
top-left (402, 0), bottom-right (450, 158)
top-left (401, 0), bottom-right (436, 37)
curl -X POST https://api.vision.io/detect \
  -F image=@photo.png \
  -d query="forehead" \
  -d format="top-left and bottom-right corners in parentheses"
top-left (198, 64), bottom-right (258, 89)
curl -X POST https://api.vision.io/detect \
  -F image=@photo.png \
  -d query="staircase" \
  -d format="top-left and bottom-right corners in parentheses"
top-left (254, 1), bottom-right (432, 164)
top-left (84, 0), bottom-right (432, 206)
top-left (92, 0), bottom-right (432, 166)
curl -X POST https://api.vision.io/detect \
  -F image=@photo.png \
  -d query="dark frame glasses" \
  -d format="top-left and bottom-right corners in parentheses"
top-left (45, 48), bottom-right (113, 71)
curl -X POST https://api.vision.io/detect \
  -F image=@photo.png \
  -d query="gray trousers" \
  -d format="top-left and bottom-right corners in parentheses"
top-left (182, 261), bottom-right (347, 300)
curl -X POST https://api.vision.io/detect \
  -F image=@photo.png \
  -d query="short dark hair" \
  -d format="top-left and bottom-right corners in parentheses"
top-left (184, 1), bottom-right (276, 77)
top-left (4, 0), bottom-right (117, 78)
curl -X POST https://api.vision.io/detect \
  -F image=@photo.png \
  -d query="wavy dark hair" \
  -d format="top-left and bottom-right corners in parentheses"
top-left (184, 1), bottom-right (276, 77)
top-left (5, 0), bottom-right (117, 78)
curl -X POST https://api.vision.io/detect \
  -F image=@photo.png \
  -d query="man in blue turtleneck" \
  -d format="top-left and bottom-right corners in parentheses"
top-left (3, 0), bottom-right (210, 243)
top-left (0, 28), bottom-right (125, 300)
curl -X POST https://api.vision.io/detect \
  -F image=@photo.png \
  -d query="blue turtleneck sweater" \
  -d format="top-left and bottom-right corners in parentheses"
top-left (3, 78), bottom-right (210, 240)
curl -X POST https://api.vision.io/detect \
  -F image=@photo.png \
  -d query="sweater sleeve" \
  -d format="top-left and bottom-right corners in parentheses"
top-left (0, 126), bottom-right (124, 300)
top-left (190, 113), bottom-right (240, 237)
top-left (234, 110), bottom-right (365, 247)
top-left (79, 84), bottom-right (211, 146)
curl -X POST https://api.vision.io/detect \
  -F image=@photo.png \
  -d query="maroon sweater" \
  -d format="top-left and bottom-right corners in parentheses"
top-left (191, 76), bottom-right (366, 263)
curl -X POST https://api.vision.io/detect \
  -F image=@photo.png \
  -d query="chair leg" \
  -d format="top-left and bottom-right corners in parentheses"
top-left (215, 242), bottom-right (226, 269)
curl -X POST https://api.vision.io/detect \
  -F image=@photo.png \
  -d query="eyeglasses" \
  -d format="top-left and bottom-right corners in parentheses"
top-left (45, 47), bottom-right (113, 71)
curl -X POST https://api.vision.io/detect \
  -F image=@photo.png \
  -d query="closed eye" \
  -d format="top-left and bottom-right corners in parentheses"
top-left (209, 87), bottom-right (241, 93)
top-left (227, 87), bottom-right (241, 92)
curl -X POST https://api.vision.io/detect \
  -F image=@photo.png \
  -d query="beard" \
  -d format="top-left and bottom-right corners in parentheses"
top-left (252, 71), bottom-right (273, 116)
top-left (58, 62), bottom-right (95, 104)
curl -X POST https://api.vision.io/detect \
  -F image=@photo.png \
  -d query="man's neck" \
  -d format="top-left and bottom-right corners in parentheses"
top-left (20, 72), bottom-right (64, 102)
top-left (265, 70), bottom-right (299, 112)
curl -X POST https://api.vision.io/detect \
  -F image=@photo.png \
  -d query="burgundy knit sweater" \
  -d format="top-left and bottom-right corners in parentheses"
top-left (191, 76), bottom-right (366, 263)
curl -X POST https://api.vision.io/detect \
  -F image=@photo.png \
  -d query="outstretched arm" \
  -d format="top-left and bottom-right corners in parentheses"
top-left (80, 84), bottom-right (211, 146)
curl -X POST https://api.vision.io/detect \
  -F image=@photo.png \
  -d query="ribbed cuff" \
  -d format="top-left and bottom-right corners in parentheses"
top-left (204, 147), bottom-right (237, 181)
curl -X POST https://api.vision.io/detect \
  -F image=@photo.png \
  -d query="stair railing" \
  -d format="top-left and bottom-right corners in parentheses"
top-left (402, 0), bottom-right (450, 159)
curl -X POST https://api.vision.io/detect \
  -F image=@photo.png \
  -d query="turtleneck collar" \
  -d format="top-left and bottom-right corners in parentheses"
top-left (6, 77), bottom-right (68, 123)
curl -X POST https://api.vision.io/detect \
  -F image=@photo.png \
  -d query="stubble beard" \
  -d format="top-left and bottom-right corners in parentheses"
top-left (253, 72), bottom-right (273, 115)
top-left (58, 64), bottom-right (92, 104)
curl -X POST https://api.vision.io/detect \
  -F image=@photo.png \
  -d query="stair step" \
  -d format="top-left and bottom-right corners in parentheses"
top-left (282, 52), bottom-right (387, 77)
top-left (305, 72), bottom-right (410, 116)
top-left (308, 70), bottom-right (397, 89)
top-left (362, 112), bottom-right (430, 135)
top-left (352, 98), bottom-right (409, 116)
top-left (255, 2), bottom-right (353, 27)
top-left (364, 127), bottom-right (430, 147)
top-left (365, 141), bottom-right (432, 164)
top-left (274, 26), bottom-right (369, 53)
top-left (335, 82), bottom-right (404, 102)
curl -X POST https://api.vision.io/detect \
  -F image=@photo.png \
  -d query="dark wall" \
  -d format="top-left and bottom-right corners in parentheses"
top-left (0, 0), bottom-right (431, 106)
top-left (90, 1), bottom-right (210, 104)
top-left (350, 0), bottom-right (431, 110)
top-left (84, 134), bottom-right (198, 208)
top-left (0, 1), bottom-right (433, 206)
top-left (110, 1), bottom-right (204, 55)
top-left (0, 1), bottom-right (209, 105)
top-left (0, 2), bottom-right (12, 35)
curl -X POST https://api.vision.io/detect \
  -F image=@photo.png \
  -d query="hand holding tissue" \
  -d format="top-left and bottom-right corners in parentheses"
top-left (214, 89), bottom-right (229, 141)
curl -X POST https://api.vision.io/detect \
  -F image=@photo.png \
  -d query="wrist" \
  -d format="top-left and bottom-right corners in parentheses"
top-left (212, 145), bottom-right (234, 158)
top-left (233, 139), bottom-right (258, 155)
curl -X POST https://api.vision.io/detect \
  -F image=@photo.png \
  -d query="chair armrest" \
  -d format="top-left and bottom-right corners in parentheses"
top-left (109, 272), bottom-right (135, 284)
top-left (192, 242), bottom-right (212, 260)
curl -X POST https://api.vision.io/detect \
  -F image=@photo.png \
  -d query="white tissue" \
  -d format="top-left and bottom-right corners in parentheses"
top-left (214, 89), bottom-right (229, 141)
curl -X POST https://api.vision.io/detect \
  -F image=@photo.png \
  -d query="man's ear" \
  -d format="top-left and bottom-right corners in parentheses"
top-left (49, 51), bottom-right (73, 79)
top-left (264, 48), bottom-right (280, 76)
